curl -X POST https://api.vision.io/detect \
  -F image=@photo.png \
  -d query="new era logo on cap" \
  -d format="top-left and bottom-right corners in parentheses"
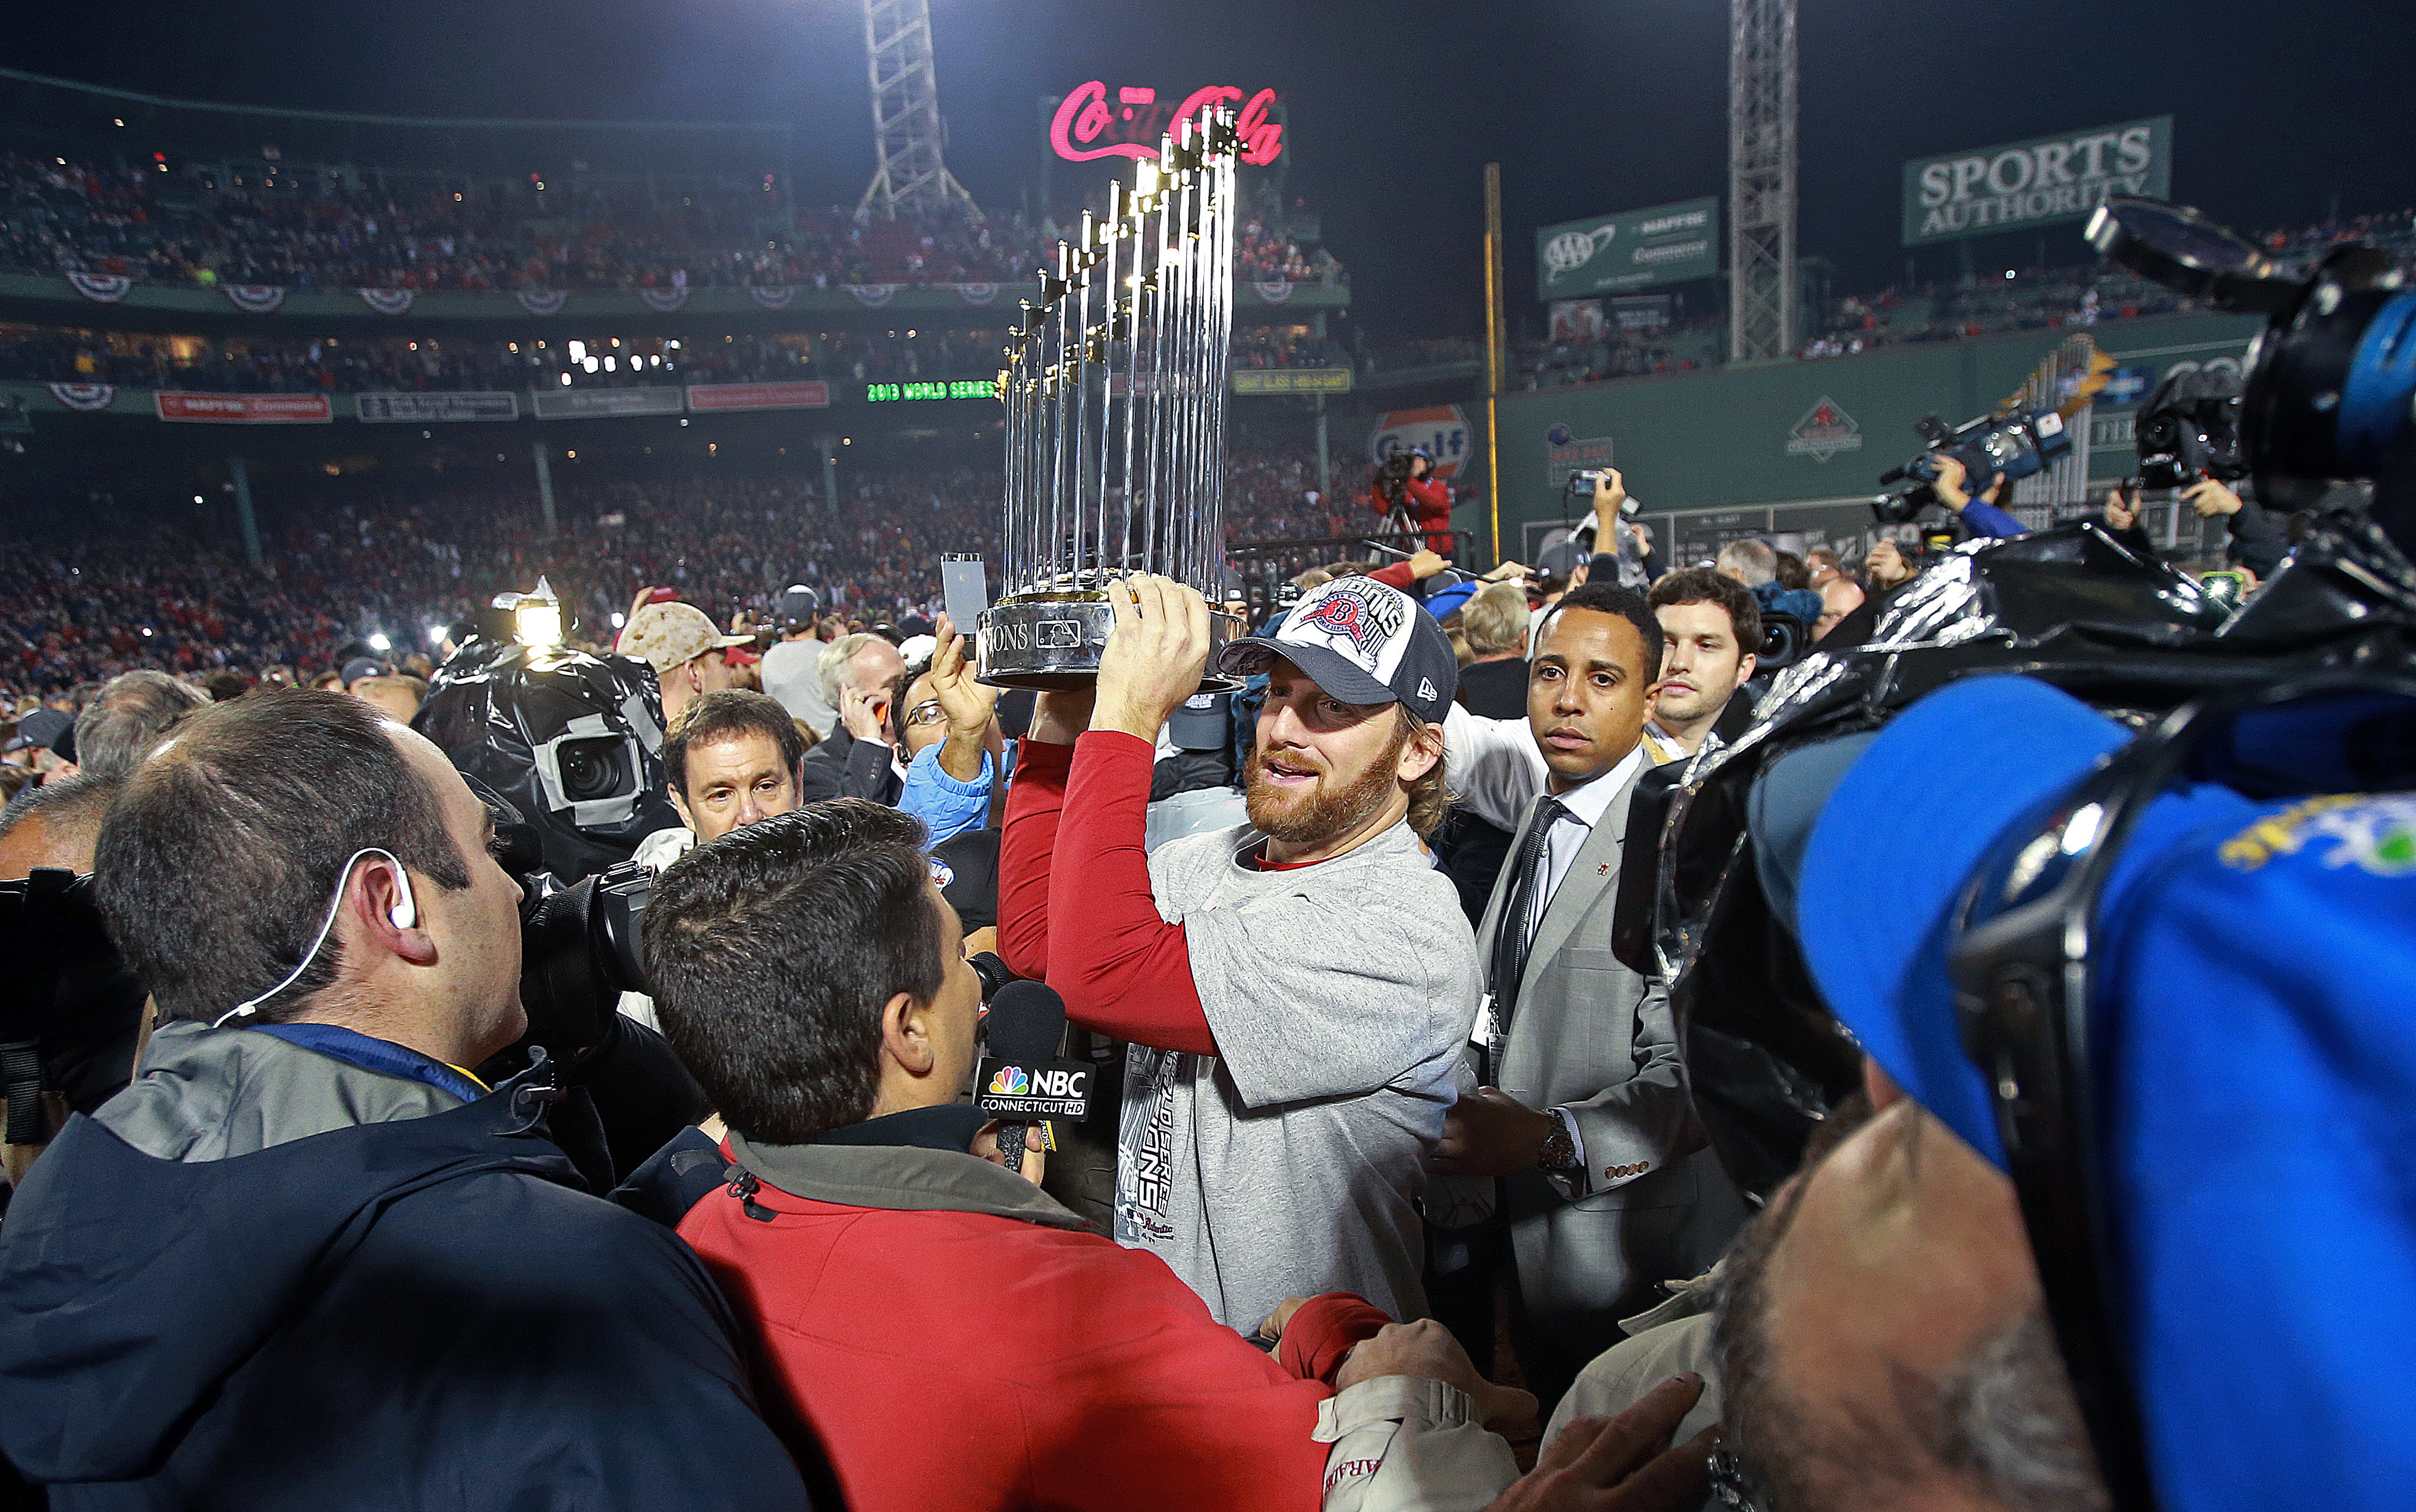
top-left (1418, 678), bottom-right (1439, 703)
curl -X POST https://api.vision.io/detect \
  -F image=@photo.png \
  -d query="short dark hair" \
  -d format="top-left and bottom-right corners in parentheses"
top-left (1650, 567), bottom-right (1763, 656)
top-left (0, 770), bottom-right (119, 855)
top-left (96, 691), bottom-right (471, 1025)
top-left (644, 800), bottom-right (946, 1144)
top-left (1544, 582), bottom-right (1666, 682)
top-left (883, 661), bottom-right (936, 749)
top-left (663, 689), bottom-right (807, 799)
top-left (74, 670), bottom-right (208, 782)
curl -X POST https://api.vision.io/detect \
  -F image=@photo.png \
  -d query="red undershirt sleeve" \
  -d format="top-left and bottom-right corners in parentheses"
top-left (996, 737), bottom-right (1072, 982)
top-left (1045, 730), bottom-right (1218, 1057)
top-left (1276, 1292), bottom-right (1393, 1385)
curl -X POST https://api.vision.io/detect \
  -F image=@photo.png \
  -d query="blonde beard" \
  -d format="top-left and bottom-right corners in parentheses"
top-left (1242, 722), bottom-right (1408, 846)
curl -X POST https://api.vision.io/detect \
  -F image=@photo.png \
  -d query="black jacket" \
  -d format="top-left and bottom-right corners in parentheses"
top-left (1456, 657), bottom-right (1530, 719)
top-left (797, 723), bottom-right (902, 806)
top-left (0, 1023), bottom-right (813, 1511)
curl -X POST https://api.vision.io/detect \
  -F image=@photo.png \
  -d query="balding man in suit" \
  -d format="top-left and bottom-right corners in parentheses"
top-left (1436, 582), bottom-right (1748, 1413)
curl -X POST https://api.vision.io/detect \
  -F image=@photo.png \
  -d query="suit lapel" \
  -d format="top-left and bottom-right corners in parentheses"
top-left (1515, 770), bottom-right (1640, 1009)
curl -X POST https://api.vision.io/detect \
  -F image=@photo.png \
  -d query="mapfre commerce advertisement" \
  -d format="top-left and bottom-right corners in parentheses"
top-left (1902, 116), bottom-right (2172, 247)
top-left (1536, 199), bottom-right (1718, 301)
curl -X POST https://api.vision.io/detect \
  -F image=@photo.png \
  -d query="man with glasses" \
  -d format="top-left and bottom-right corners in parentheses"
top-left (887, 616), bottom-right (1000, 846)
top-left (1706, 672), bottom-right (2415, 1512)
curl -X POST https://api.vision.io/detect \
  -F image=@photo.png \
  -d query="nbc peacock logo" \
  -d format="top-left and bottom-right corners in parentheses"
top-left (987, 1066), bottom-right (1031, 1097)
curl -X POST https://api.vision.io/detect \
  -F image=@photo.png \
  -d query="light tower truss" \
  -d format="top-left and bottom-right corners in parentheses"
top-left (1728, 0), bottom-right (1797, 362)
top-left (857, 0), bottom-right (975, 218)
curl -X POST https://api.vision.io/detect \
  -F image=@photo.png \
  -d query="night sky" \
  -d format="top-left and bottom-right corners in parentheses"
top-left (10, 1), bottom-right (2412, 337)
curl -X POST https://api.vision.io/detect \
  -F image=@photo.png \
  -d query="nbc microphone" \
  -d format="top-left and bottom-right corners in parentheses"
top-left (975, 981), bottom-right (1090, 1175)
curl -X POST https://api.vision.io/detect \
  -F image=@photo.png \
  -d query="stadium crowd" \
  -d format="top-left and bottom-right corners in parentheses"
top-left (0, 151), bottom-right (1346, 296)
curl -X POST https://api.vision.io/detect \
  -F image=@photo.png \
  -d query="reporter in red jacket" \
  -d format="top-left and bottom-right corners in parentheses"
top-left (638, 799), bottom-right (1527, 1512)
top-left (1369, 449), bottom-right (1455, 553)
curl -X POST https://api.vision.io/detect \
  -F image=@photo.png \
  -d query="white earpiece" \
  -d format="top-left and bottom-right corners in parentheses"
top-left (213, 848), bottom-right (413, 1028)
top-left (388, 870), bottom-right (418, 931)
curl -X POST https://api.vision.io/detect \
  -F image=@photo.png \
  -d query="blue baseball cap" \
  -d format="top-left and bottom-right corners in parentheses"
top-left (1795, 674), bottom-right (2416, 1512)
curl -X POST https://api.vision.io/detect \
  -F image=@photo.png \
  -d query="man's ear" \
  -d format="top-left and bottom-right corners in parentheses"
top-left (1735, 650), bottom-right (1758, 685)
top-left (668, 784), bottom-right (695, 831)
top-left (355, 855), bottom-right (437, 968)
top-left (1396, 718), bottom-right (1445, 782)
top-left (880, 991), bottom-right (936, 1078)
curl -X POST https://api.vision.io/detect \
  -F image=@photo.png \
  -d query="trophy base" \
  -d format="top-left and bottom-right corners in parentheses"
top-left (977, 596), bottom-right (1242, 694)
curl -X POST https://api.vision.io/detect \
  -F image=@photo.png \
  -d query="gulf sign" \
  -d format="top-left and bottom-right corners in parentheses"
top-left (1369, 406), bottom-right (1473, 480)
top-left (1051, 83), bottom-right (1283, 166)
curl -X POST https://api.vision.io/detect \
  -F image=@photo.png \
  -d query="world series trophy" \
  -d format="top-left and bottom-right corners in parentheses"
top-left (977, 112), bottom-right (1244, 689)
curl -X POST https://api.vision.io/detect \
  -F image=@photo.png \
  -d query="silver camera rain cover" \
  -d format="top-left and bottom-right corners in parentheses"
top-left (414, 640), bottom-right (680, 884)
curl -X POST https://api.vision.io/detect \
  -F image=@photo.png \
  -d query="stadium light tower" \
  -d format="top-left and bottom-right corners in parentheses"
top-left (1727, 0), bottom-right (1797, 361)
top-left (857, 0), bottom-right (976, 216)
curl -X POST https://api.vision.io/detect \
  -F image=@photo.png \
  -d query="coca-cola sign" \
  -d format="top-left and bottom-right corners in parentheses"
top-left (1050, 82), bottom-right (1282, 166)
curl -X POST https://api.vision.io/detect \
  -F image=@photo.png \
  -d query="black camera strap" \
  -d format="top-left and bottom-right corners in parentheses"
top-left (1, 1038), bottom-right (45, 1146)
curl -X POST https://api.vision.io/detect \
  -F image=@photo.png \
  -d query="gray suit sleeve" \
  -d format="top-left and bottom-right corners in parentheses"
top-left (1549, 976), bottom-right (1706, 1198)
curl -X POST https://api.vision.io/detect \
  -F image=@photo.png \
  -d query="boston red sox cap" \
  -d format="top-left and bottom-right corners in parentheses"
top-left (1215, 576), bottom-right (1456, 724)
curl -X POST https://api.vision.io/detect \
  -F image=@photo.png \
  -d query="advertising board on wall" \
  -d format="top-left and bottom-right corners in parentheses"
top-left (1536, 198), bottom-right (1718, 300)
top-left (530, 386), bottom-right (683, 420)
top-left (685, 381), bottom-right (831, 412)
top-left (1370, 405), bottom-right (1473, 480)
top-left (154, 392), bottom-right (332, 424)
top-left (1902, 116), bottom-right (2172, 246)
top-left (356, 391), bottom-right (518, 423)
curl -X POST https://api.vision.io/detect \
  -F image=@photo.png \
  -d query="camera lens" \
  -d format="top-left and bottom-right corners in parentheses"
top-left (556, 737), bottom-right (626, 802)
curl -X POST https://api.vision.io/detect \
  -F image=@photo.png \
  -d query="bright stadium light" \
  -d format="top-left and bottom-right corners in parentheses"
top-left (367, 632), bottom-right (392, 652)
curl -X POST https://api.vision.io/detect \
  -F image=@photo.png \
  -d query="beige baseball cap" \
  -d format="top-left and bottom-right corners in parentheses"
top-left (618, 601), bottom-right (748, 676)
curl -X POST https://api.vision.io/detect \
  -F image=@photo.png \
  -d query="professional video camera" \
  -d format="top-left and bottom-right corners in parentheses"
top-left (414, 582), bottom-right (681, 885)
top-left (2134, 366), bottom-right (2247, 489)
top-left (1374, 449), bottom-right (1421, 509)
top-left (1871, 406), bottom-right (2077, 524)
top-left (2088, 197), bottom-right (2416, 554)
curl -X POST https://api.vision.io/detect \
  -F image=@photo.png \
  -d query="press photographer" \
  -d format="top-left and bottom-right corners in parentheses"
top-left (1369, 447), bottom-right (1455, 553)
top-left (0, 692), bottom-right (813, 1510)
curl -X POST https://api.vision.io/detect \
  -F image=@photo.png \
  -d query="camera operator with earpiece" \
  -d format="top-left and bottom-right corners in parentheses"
top-left (0, 692), bottom-right (814, 1511)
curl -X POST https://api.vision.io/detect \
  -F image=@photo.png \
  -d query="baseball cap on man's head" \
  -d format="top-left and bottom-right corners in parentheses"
top-left (772, 585), bottom-right (821, 631)
top-left (1214, 576), bottom-right (1455, 724)
top-left (619, 601), bottom-right (749, 678)
top-left (5, 707), bottom-right (71, 755)
top-left (1795, 673), bottom-right (2416, 1512)
top-left (339, 657), bottom-right (392, 688)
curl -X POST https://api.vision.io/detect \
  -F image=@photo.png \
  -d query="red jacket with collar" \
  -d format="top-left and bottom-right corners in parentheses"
top-left (677, 1139), bottom-right (1386, 1512)
top-left (1368, 473), bottom-right (1454, 550)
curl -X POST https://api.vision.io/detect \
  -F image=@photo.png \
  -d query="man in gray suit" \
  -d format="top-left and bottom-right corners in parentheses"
top-left (1435, 581), bottom-right (1749, 1410)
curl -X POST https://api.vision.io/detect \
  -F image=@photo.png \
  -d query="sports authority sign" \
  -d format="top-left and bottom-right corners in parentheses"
top-left (1370, 405), bottom-right (1474, 481)
top-left (1786, 397), bottom-right (1863, 462)
top-left (1903, 116), bottom-right (2172, 247)
top-left (155, 393), bottom-right (332, 424)
top-left (1536, 199), bottom-right (1719, 301)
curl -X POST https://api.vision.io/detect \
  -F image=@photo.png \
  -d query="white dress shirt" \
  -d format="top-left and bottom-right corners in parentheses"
top-left (1518, 743), bottom-right (1647, 950)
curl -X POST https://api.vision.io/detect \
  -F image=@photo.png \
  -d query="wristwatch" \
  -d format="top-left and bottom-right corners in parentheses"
top-left (1538, 1107), bottom-right (1581, 1173)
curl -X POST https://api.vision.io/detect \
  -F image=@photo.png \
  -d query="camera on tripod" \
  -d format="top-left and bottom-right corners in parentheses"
top-left (1872, 407), bottom-right (2075, 525)
top-left (1376, 450), bottom-right (1420, 508)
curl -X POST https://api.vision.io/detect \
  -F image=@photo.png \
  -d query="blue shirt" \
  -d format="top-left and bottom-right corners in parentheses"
top-left (897, 742), bottom-right (993, 846)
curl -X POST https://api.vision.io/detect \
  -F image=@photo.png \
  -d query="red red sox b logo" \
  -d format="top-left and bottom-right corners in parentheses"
top-left (1297, 585), bottom-right (1402, 663)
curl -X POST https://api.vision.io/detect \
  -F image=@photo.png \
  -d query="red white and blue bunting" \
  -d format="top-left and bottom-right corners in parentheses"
top-left (358, 288), bottom-right (416, 316)
top-left (956, 283), bottom-right (1001, 306)
top-left (515, 289), bottom-right (568, 317)
top-left (46, 382), bottom-right (117, 412)
top-left (1253, 279), bottom-right (1294, 304)
top-left (224, 284), bottom-right (287, 314)
top-left (65, 271), bottom-right (130, 304)
top-left (844, 284), bottom-right (898, 308)
top-left (639, 287), bottom-right (690, 313)
top-left (746, 285), bottom-right (797, 310)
